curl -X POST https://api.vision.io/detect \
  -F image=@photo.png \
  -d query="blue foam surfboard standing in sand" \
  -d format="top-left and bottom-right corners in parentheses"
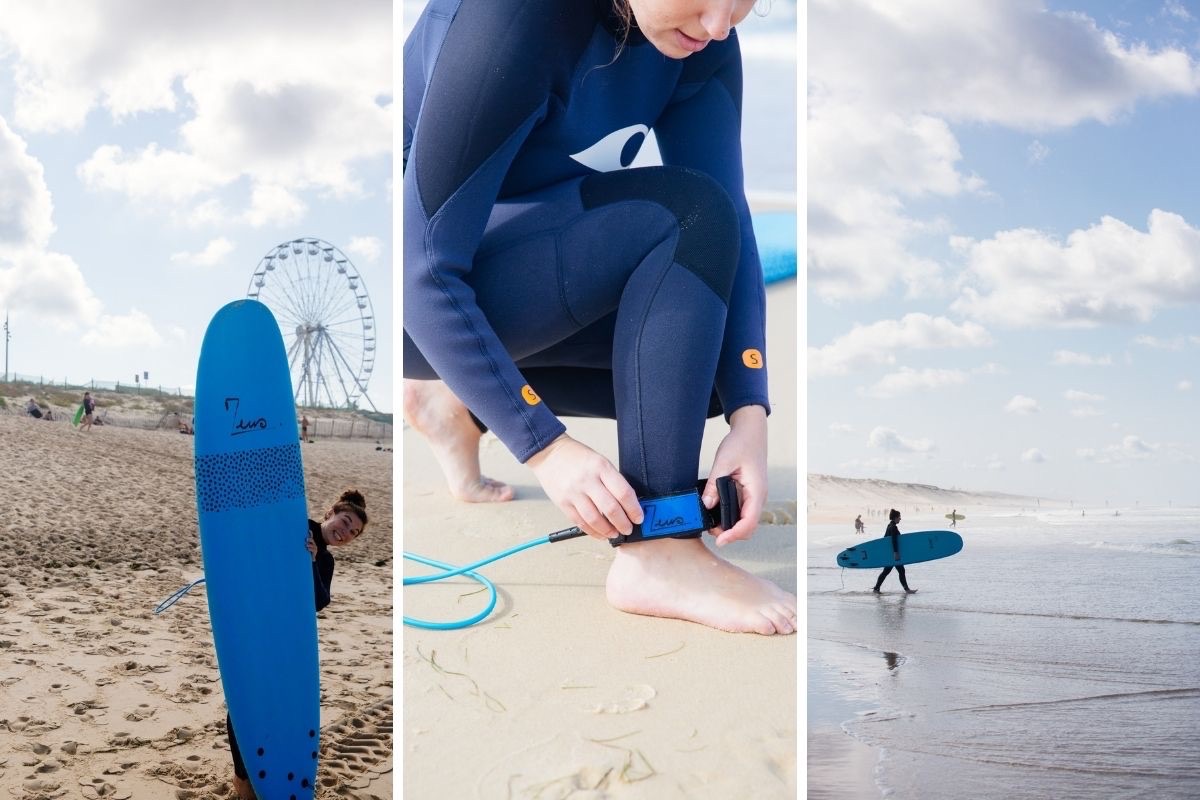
top-left (751, 211), bottom-right (796, 284)
top-left (195, 299), bottom-right (319, 800)
top-left (836, 530), bottom-right (964, 569)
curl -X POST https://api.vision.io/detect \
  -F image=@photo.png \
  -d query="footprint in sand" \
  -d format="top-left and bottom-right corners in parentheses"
top-left (19, 777), bottom-right (66, 798)
top-left (79, 776), bottom-right (131, 799)
top-left (318, 697), bottom-right (394, 793)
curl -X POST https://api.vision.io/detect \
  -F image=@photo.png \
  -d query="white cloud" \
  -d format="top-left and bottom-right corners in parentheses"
top-left (1021, 448), bottom-right (1047, 463)
top-left (1028, 140), bottom-right (1050, 164)
top-left (1180, 380), bottom-right (1193, 391)
top-left (1005, 395), bottom-right (1040, 414)
top-left (1078, 434), bottom-right (1160, 463)
top-left (1134, 334), bottom-right (1194, 349)
top-left (241, 184), bottom-right (307, 229)
top-left (0, 1), bottom-right (391, 223)
top-left (810, 0), bottom-right (1200, 130)
top-left (862, 367), bottom-right (968, 398)
top-left (346, 235), bottom-right (383, 264)
top-left (0, 249), bottom-right (103, 329)
top-left (1051, 350), bottom-right (1113, 366)
top-left (809, 1), bottom-right (1200, 304)
top-left (829, 422), bottom-right (856, 435)
top-left (868, 426), bottom-right (936, 453)
top-left (0, 115), bottom-right (54, 250)
top-left (80, 308), bottom-right (164, 348)
top-left (1070, 406), bottom-right (1104, 418)
top-left (1163, 1), bottom-right (1193, 22)
top-left (809, 313), bottom-right (991, 375)
top-left (170, 237), bottom-right (234, 267)
top-left (1065, 389), bottom-right (1105, 403)
top-left (952, 211), bottom-right (1200, 328)
top-left (986, 453), bottom-right (1005, 470)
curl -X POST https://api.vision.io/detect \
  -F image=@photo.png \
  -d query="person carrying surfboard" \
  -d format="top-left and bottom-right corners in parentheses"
top-left (402, 0), bottom-right (795, 635)
top-left (79, 391), bottom-right (96, 432)
top-left (872, 508), bottom-right (917, 594)
top-left (227, 488), bottom-right (369, 800)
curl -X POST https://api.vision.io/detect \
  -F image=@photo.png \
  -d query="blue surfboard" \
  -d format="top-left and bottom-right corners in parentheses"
top-left (195, 300), bottom-right (319, 799)
top-left (752, 211), bottom-right (796, 285)
top-left (836, 530), bottom-right (963, 569)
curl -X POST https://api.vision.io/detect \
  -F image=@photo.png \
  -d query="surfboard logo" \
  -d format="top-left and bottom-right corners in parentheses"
top-left (569, 124), bottom-right (649, 172)
top-left (224, 397), bottom-right (268, 436)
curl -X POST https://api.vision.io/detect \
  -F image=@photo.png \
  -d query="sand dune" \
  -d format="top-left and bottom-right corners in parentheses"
top-left (808, 473), bottom-right (1064, 524)
top-left (0, 410), bottom-right (392, 799)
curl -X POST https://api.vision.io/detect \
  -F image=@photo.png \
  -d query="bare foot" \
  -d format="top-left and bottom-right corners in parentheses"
top-left (605, 537), bottom-right (796, 634)
top-left (403, 379), bottom-right (514, 503)
top-left (232, 774), bottom-right (256, 800)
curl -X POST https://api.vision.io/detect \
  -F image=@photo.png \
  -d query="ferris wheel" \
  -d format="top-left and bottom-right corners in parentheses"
top-left (247, 237), bottom-right (378, 411)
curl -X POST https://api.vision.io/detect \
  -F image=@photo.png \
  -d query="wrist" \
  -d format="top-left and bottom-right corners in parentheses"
top-left (729, 404), bottom-right (767, 427)
top-left (526, 432), bottom-right (571, 469)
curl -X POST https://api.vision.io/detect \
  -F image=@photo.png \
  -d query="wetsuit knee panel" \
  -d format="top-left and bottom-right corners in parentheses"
top-left (578, 166), bottom-right (739, 304)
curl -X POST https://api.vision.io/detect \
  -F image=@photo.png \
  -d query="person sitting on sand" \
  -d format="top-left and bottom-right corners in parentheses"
top-left (227, 488), bottom-right (369, 800)
top-left (403, 0), bottom-right (796, 635)
top-left (25, 398), bottom-right (42, 419)
top-left (873, 508), bottom-right (916, 594)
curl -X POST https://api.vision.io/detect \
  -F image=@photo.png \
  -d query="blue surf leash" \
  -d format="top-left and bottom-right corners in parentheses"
top-left (404, 477), bottom-right (740, 630)
top-left (154, 577), bottom-right (207, 614)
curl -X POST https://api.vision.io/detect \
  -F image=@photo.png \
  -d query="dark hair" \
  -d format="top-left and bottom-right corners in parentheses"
top-left (889, 508), bottom-right (901, 521)
top-left (331, 488), bottom-right (368, 530)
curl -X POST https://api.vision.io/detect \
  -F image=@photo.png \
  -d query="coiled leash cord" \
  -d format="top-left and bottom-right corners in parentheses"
top-left (404, 477), bottom-right (740, 630)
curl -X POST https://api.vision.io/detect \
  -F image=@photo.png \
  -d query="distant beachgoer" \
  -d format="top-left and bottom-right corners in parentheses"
top-left (855, 514), bottom-right (864, 535)
top-left (301, 414), bottom-right (309, 442)
top-left (25, 398), bottom-right (42, 419)
top-left (43, 408), bottom-right (54, 421)
top-left (950, 508), bottom-right (957, 528)
top-left (80, 391), bottom-right (96, 432)
top-left (226, 488), bottom-right (369, 800)
top-left (873, 508), bottom-right (916, 594)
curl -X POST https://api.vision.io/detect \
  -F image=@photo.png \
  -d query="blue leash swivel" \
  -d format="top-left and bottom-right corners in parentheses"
top-left (403, 476), bottom-right (740, 630)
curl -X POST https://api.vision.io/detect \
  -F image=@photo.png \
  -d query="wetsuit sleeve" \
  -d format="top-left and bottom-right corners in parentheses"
top-left (313, 551), bottom-right (333, 612)
top-left (653, 31), bottom-right (770, 420)
top-left (404, 1), bottom-right (587, 462)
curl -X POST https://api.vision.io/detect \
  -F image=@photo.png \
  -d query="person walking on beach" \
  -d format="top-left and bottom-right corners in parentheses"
top-left (949, 508), bottom-right (957, 528)
top-left (227, 488), bottom-right (369, 800)
top-left (300, 414), bottom-right (309, 443)
top-left (402, 0), bottom-right (795, 635)
top-left (873, 508), bottom-right (916, 594)
top-left (855, 514), bottom-right (864, 535)
top-left (80, 391), bottom-right (96, 432)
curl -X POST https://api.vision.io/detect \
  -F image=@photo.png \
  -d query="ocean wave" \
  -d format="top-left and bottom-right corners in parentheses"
top-left (1079, 540), bottom-right (1200, 557)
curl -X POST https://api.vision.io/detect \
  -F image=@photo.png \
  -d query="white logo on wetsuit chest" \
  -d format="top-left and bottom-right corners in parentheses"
top-left (569, 124), bottom-right (649, 172)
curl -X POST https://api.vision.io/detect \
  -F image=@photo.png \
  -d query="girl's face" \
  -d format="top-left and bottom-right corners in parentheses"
top-left (627, 0), bottom-right (757, 59)
top-left (321, 509), bottom-right (365, 548)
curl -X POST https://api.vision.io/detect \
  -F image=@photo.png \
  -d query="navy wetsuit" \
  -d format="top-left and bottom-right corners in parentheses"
top-left (873, 520), bottom-right (911, 591)
top-left (228, 519), bottom-right (333, 780)
top-left (403, 0), bottom-right (769, 498)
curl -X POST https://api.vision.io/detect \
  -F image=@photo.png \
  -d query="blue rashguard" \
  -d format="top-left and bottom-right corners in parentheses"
top-left (403, 0), bottom-right (769, 495)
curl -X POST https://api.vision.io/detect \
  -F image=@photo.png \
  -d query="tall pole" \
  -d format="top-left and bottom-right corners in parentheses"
top-left (3, 312), bottom-right (9, 382)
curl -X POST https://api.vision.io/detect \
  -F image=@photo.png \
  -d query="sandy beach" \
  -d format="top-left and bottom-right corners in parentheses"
top-left (402, 280), bottom-right (798, 799)
top-left (0, 409), bottom-right (393, 799)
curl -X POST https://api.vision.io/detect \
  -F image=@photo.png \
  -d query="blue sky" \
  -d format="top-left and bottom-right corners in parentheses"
top-left (0, 1), bottom-right (393, 411)
top-left (808, 0), bottom-right (1200, 506)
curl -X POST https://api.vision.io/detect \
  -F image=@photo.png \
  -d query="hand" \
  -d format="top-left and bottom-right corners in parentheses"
top-left (701, 405), bottom-right (767, 547)
top-left (306, 534), bottom-right (318, 561)
top-left (526, 434), bottom-right (643, 541)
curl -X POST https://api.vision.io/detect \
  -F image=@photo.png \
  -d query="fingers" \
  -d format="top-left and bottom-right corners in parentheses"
top-left (600, 470), bottom-right (642, 527)
top-left (714, 482), bottom-right (763, 547)
top-left (574, 472), bottom-right (640, 540)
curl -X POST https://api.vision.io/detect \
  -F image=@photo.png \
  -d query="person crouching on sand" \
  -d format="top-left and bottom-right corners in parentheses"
top-left (402, 0), bottom-right (796, 636)
top-left (873, 508), bottom-right (917, 594)
top-left (228, 488), bottom-right (368, 800)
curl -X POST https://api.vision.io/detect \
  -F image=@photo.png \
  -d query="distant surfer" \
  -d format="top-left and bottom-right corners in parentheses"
top-left (227, 488), bottom-right (369, 800)
top-left (854, 514), bottom-right (864, 535)
top-left (873, 508), bottom-right (917, 594)
top-left (401, 1), bottom-right (796, 635)
top-left (950, 508), bottom-right (957, 528)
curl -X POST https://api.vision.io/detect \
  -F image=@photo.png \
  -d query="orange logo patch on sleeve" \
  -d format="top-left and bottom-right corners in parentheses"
top-left (521, 385), bottom-right (541, 405)
top-left (742, 349), bottom-right (764, 369)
